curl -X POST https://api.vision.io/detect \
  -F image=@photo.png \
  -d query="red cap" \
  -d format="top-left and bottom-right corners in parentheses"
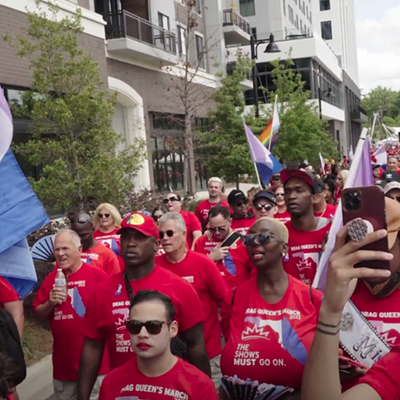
top-left (117, 212), bottom-right (159, 239)
top-left (281, 169), bottom-right (321, 194)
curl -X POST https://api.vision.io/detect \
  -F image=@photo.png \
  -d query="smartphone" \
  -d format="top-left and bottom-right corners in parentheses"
top-left (221, 231), bottom-right (242, 248)
top-left (338, 355), bottom-right (367, 369)
top-left (341, 186), bottom-right (390, 270)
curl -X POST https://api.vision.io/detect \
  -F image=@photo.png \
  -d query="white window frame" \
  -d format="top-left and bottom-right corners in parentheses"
top-left (195, 32), bottom-right (206, 71)
top-left (193, 0), bottom-right (203, 16)
top-left (176, 23), bottom-right (187, 59)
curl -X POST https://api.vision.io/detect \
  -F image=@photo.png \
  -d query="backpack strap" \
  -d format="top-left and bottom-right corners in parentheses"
top-left (231, 287), bottom-right (237, 307)
top-left (123, 270), bottom-right (134, 300)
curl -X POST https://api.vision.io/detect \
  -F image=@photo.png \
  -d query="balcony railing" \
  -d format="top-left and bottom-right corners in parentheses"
top-left (222, 9), bottom-right (251, 35)
top-left (104, 10), bottom-right (177, 55)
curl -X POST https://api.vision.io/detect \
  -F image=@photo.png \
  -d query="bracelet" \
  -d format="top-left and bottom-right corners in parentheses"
top-left (318, 320), bottom-right (341, 329)
top-left (316, 327), bottom-right (340, 336)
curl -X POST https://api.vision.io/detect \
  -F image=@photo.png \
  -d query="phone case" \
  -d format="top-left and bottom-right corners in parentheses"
top-left (221, 231), bottom-right (242, 248)
top-left (342, 186), bottom-right (390, 270)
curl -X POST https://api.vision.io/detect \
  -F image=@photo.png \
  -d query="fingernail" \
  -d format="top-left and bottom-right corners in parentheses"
top-left (377, 229), bottom-right (387, 237)
top-left (382, 270), bottom-right (391, 276)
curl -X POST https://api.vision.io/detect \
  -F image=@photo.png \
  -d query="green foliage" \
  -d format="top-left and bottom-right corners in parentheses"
top-left (267, 58), bottom-right (338, 166)
top-left (202, 53), bottom-right (255, 183)
top-left (5, 1), bottom-right (145, 210)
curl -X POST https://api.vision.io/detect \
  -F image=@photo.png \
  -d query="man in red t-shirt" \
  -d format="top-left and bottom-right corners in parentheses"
top-left (194, 206), bottom-right (252, 289)
top-left (195, 177), bottom-right (230, 227)
top-left (33, 229), bottom-right (108, 400)
top-left (156, 212), bottom-right (228, 389)
top-left (99, 290), bottom-right (217, 400)
top-left (227, 190), bottom-right (257, 235)
top-left (281, 169), bottom-right (331, 285)
top-left (78, 213), bottom-right (209, 400)
top-left (68, 212), bottom-right (120, 276)
top-left (313, 178), bottom-right (337, 221)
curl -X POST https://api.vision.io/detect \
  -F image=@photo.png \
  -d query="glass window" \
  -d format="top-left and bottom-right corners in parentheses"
top-left (158, 13), bottom-right (170, 30)
top-left (194, 0), bottom-right (202, 15)
top-left (288, 6), bottom-right (294, 24)
top-left (283, 0), bottom-right (286, 16)
top-left (177, 25), bottom-right (187, 56)
top-left (239, 0), bottom-right (256, 17)
top-left (196, 35), bottom-right (205, 69)
top-left (320, 0), bottom-right (331, 11)
top-left (321, 21), bottom-right (333, 40)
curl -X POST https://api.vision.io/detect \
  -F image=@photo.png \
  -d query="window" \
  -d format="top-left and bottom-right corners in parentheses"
top-left (320, 0), bottom-right (331, 11)
top-left (300, 19), bottom-right (303, 33)
top-left (288, 6), bottom-right (294, 24)
top-left (296, 15), bottom-right (299, 29)
top-left (251, 27), bottom-right (257, 40)
top-left (283, 0), bottom-right (286, 16)
top-left (239, 0), bottom-right (255, 17)
top-left (195, 34), bottom-right (205, 69)
top-left (194, 0), bottom-right (202, 15)
top-left (158, 13), bottom-right (170, 30)
top-left (321, 21), bottom-right (332, 40)
top-left (177, 25), bottom-right (187, 57)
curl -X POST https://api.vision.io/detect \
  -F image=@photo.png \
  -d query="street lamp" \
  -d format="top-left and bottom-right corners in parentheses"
top-left (318, 87), bottom-right (335, 120)
top-left (250, 33), bottom-right (281, 118)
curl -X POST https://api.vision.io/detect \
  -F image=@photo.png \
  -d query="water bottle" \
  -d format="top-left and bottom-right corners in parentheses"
top-left (54, 268), bottom-right (67, 302)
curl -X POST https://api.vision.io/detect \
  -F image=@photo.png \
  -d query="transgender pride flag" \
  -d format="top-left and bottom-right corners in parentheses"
top-left (0, 85), bottom-right (49, 298)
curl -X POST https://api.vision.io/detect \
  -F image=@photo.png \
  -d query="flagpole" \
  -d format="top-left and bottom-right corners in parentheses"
top-left (268, 95), bottom-right (278, 152)
top-left (253, 162), bottom-right (262, 187)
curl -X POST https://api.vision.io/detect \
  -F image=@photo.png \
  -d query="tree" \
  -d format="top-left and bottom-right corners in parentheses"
top-left (202, 53), bottom-right (255, 186)
top-left (5, 1), bottom-right (146, 210)
top-left (267, 58), bottom-right (338, 166)
top-left (362, 86), bottom-right (400, 124)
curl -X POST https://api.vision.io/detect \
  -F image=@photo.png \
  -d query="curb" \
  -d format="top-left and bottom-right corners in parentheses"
top-left (19, 355), bottom-right (53, 400)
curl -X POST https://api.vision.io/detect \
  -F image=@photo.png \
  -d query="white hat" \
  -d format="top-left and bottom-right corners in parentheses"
top-left (384, 181), bottom-right (400, 195)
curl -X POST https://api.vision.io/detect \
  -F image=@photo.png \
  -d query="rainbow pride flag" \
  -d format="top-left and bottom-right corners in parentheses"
top-left (259, 100), bottom-right (280, 150)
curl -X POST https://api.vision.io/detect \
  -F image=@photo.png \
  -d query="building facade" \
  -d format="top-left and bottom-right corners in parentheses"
top-left (0, 0), bottom-right (251, 192)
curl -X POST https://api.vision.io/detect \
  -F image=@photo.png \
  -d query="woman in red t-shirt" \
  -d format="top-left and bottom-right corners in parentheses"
top-left (335, 170), bottom-right (349, 203)
top-left (220, 218), bottom-right (322, 397)
top-left (271, 185), bottom-right (291, 223)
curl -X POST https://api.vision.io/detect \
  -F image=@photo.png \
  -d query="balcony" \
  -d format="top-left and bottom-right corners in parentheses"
top-left (104, 10), bottom-right (178, 66)
top-left (222, 9), bottom-right (251, 46)
top-left (350, 105), bottom-right (368, 123)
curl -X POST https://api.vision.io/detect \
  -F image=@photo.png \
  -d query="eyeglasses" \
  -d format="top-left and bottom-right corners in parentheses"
top-left (209, 226), bottom-right (228, 234)
top-left (153, 215), bottom-right (163, 222)
top-left (163, 197), bottom-right (180, 204)
top-left (234, 200), bottom-right (248, 207)
top-left (98, 213), bottom-right (110, 219)
top-left (159, 230), bottom-right (175, 239)
top-left (272, 176), bottom-right (281, 181)
top-left (126, 320), bottom-right (170, 335)
top-left (244, 232), bottom-right (282, 246)
top-left (275, 193), bottom-right (285, 197)
top-left (254, 203), bottom-right (274, 211)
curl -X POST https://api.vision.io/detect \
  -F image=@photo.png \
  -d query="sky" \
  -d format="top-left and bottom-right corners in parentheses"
top-left (355, 0), bottom-right (400, 94)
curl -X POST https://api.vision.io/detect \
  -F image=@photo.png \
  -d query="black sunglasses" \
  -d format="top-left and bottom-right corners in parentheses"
top-left (159, 230), bottom-right (175, 239)
top-left (254, 203), bottom-right (274, 211)
top-left (275, 193), bottom-right (285, 197)
top-left (126, 320), bottom-right (170, 335)
top-left (272, 176), bottom-right (281, 181)
top-left (98, 213), bottom-right (110, 218)
top-left (209, 226), bottom-right (228, 233)
top-left (244, 232), bottom-right (281, 246)
top-left (234, 199), bottom-right (248, 207)
top-left (153, 215), bottom-right (162, 221)
top-left (163, 197), bottom-right (180, 204)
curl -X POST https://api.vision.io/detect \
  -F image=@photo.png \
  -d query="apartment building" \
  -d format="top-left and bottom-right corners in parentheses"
top-left (0, 0), bottom-right (251, 192)
top-left (240, 0), bottom-right (366, 154)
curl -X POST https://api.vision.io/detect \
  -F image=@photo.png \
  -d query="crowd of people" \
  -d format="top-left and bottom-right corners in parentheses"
top-left (4, 155), bottom-right (400, 400)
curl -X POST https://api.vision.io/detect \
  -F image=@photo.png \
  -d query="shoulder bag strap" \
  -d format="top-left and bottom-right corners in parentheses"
top-left (123, 270), bottom-right (134, 300)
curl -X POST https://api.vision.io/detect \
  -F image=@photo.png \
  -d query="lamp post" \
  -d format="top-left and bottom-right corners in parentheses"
top-left (250, 33), bottom-right (281, 118)
top-left (318, 87), bottom-right (335, 120)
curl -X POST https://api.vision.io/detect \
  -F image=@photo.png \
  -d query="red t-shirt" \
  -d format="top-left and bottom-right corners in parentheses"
top-left (274, 210), bottom-right (291, 224)
top-left (221, 275), bottom-right (322, 389)
top-left (99, 357), bottom-right (218, 400)
top-left (285, 219), bottom-right (331, 285)
top-left (195, 199), bottom-right (231, 225)
top-left (94, 229), bottom-right (125, 270)
top-left (32, 264), bottom-right (109, 381)
top-left (180, 210), bottom-right (201, 249)
top-left (314, 204), bottom-right (337, 220)
top-left (0, 277), bottom-right (20, 308)
top-left (82, 266), bottom-right (204, 370)
top-left (358, 345), bottom-right (400, 400)
top-left (81, 242), bottom-right (121, 276)
top-left (230, 215), bottom-right (257, 235)
top-left (193, 234), bottom-right (252, 289)
top-left (157, 251), bottom-right (228, 359)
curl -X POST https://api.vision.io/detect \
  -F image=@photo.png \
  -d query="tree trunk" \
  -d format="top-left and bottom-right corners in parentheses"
top-left (185, 114), bottom-right (197, 196)
top-left (236, 175), bottom-right (240, 189)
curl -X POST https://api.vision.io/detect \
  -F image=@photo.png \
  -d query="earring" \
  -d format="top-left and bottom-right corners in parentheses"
top-left (283, 253), bottom-right (289, 262)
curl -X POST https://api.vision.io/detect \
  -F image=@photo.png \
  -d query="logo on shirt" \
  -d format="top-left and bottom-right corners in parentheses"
top-left (112, 308), bottom-right (129, 330)
top-left (293, 252), bottom-right (319, 272)
top-left (115, 284), bottom-right (123, 296)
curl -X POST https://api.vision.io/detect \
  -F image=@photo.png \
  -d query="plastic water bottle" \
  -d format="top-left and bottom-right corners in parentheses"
top-left (54, 268), bottom-right (67, 302)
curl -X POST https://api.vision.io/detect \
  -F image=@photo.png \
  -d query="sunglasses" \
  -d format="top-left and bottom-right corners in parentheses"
top-left (163, 197), bottom-right (180, 204)
top-left (209, 226), bottom-right (228, 234)
top-left (98, 213), bottom-right (110, 219)
top-left (244, 232), bottom-right (281, 246)
top-left (254, 203), bottom-right (274, 211)
top-left (234, 200), bottom-right (248, 207)
top-left (272, 176), bottom-right (281, 181)
top-left (275, 193), bottom-right (285, 197)
top-left (153, 215), bottom-right (163, 221)
top-left (126, 320), bottom-right (170, 335)
top-left (159, 230), bottom-right (175, 239)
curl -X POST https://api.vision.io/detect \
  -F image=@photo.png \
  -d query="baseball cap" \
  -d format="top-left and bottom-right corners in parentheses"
top-left (253, 191), bottom-right (276, 205)
top-left (382, 171), bottom-right (400, 183)
top-left (372, 164), bottom-right (381, 170)
top-left (384, 181), bottom-right (400, 195)
top-left (281, 169), bottom-right (322, 194)
top-left (228, 189), bottom-right (246, 205)
top-left (117, 212), bottom-right (159, 239)
top-left (385, 197), bottom-right (400, 249)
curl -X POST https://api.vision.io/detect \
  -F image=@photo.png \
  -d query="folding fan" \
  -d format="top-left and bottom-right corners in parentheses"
top-left (31, 234), bottom-right (55, 262)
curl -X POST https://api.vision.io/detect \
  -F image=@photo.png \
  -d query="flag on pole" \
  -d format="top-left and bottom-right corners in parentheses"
top-left (313, 129), bottom-right (373, 292)
top-left (0, 86), bottom-right (49, 298)
top-left (243, 119), bottom-right (281, 186)
top-left (259, 99), bottom-right (280, 150)
top-left (373, 145), bottom-right (387, 166)
top-left (319, 153), bottom-right (325, 171)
